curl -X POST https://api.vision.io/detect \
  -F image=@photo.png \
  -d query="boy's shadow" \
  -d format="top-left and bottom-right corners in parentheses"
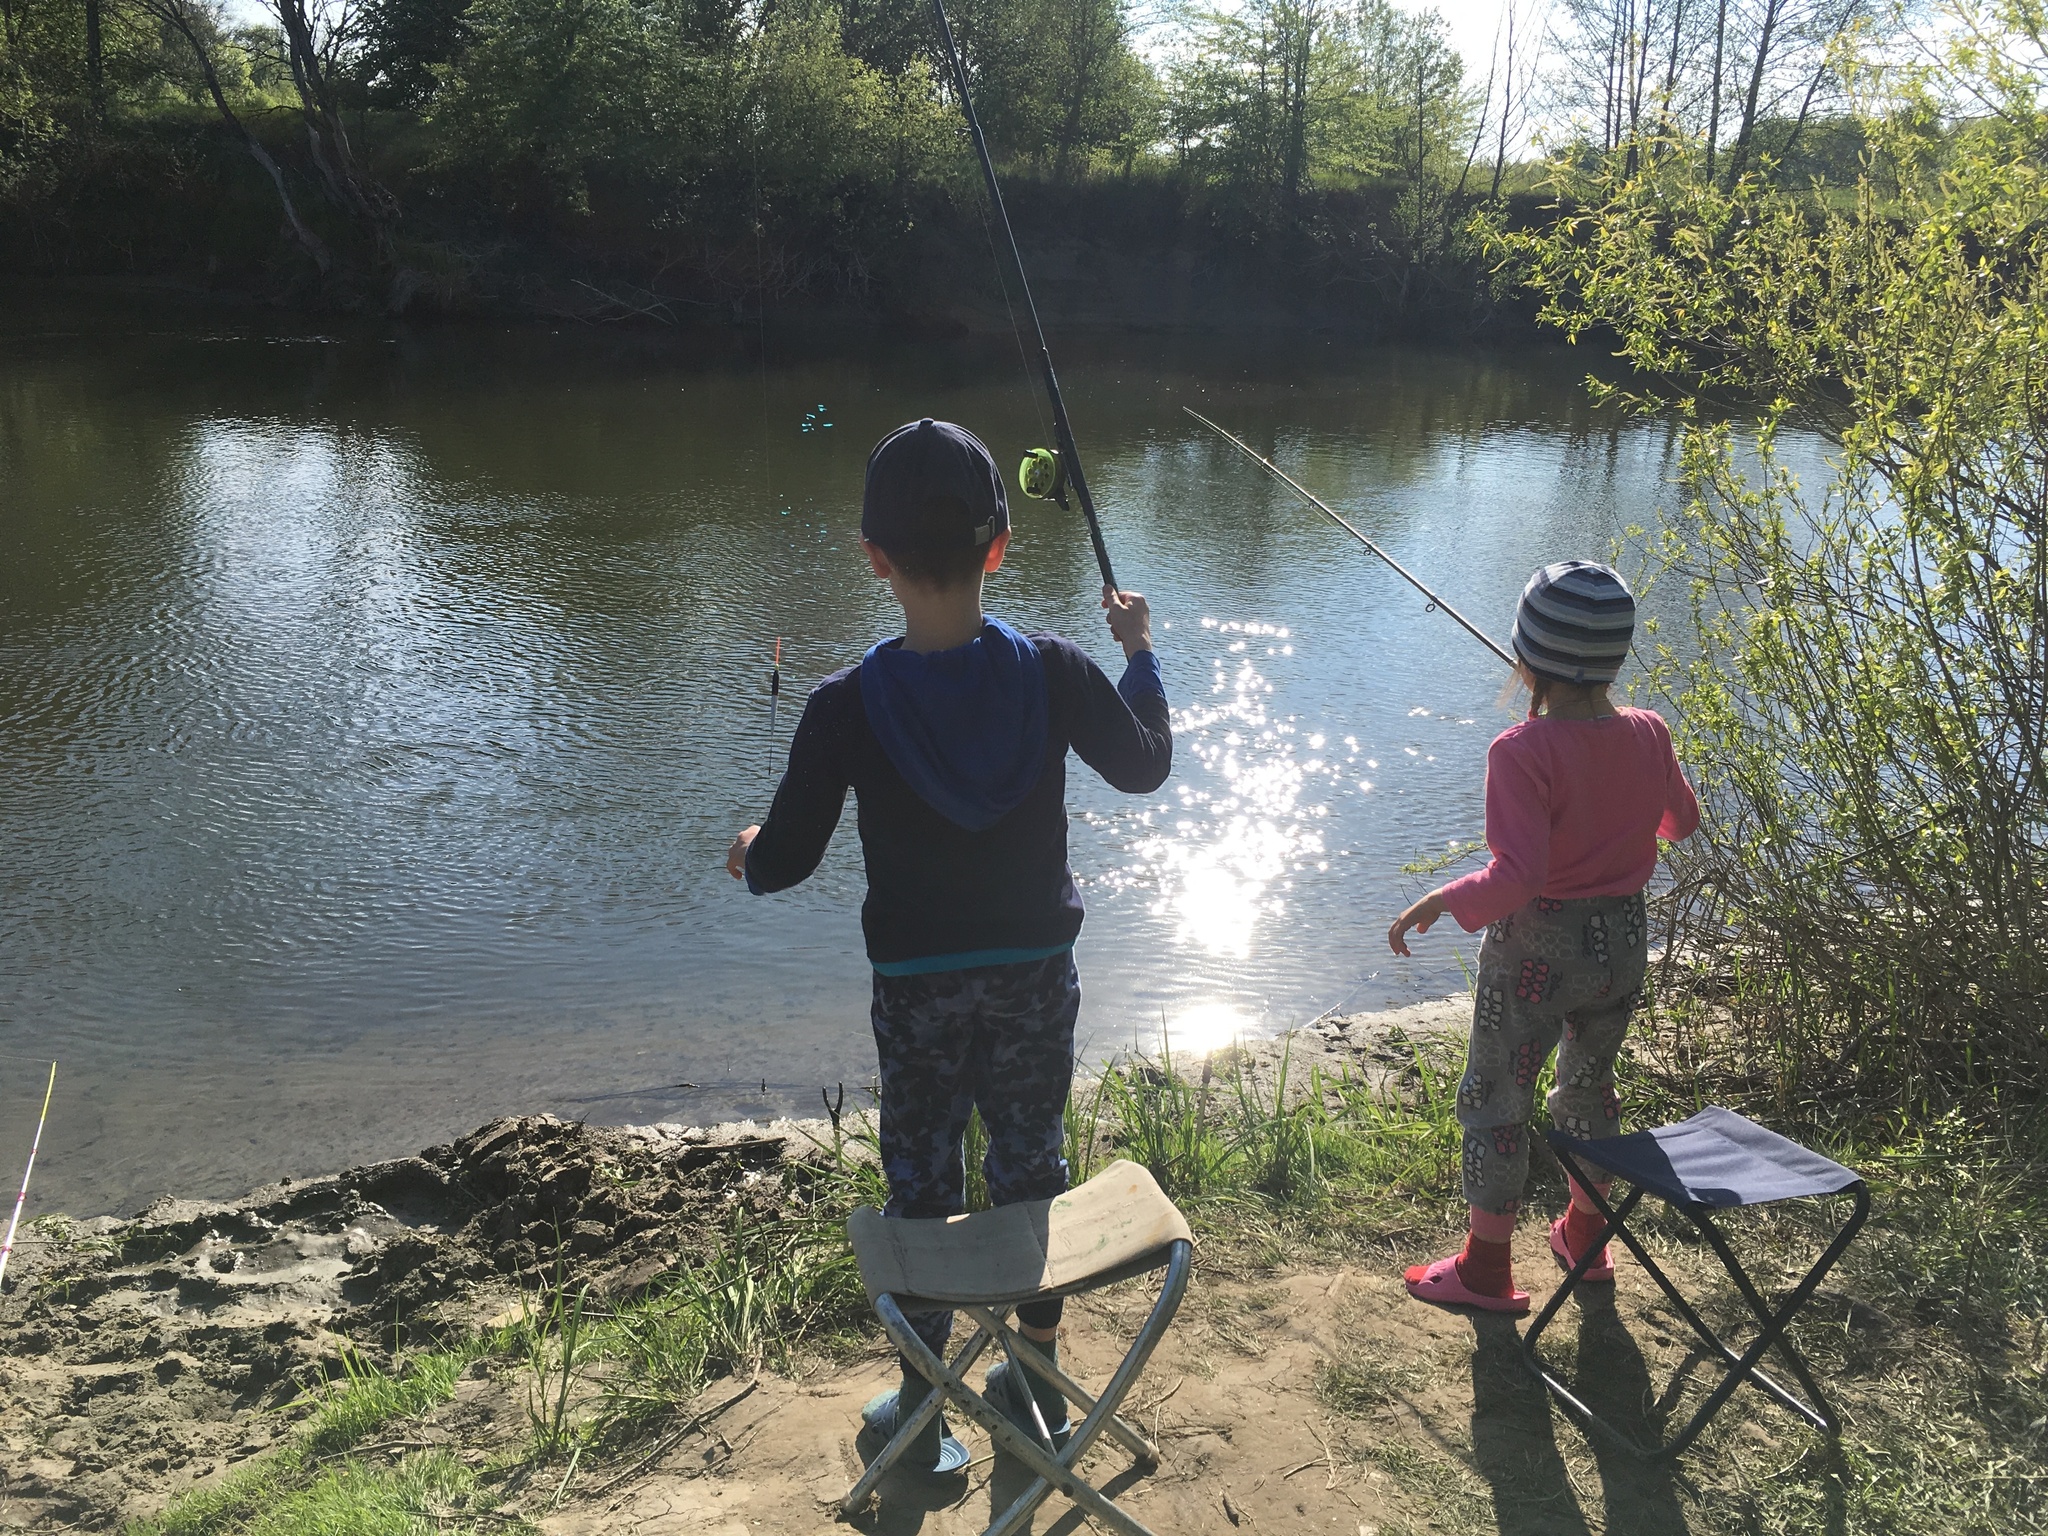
top-left (1469, 1294), bottom-right (1691, 1536)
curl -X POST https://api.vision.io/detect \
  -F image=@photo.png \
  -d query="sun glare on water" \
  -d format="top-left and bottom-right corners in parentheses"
top-left (1158, 1001), bottom-right (1260, 1057)
top-left (1131, 619), bottom-right (1329, 961)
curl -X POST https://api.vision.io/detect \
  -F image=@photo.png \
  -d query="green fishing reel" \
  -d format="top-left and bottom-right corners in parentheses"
top-left (1018, 447), bottom-right (1070, 509)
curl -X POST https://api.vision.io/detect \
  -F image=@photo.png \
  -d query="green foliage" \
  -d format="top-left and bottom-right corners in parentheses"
top-left (429, 0), bottom-right (954, 272)
top-left (949, 0), bottom-right (1157, 178)
top-left (131, 1343), bottom-right (490, 1535)
top-left (427, 0), bottom-right (669, 212)
top-left (0, 62), bottom-right (57, 201)
top-left (520, 1279), bottom-right (593, 1459)
top-left (1099, 1042), bottom-right (1238, 1200)
top-left (1493, 0), bottom-right (2048, 1112)
top-left (355, 0), bottom-right (475, 109)
top-left (1165, 0), bottom-right (1476, 204)
top-left (236, 1451), bottom-right (519, 1536)
top-left (303, 1347), bottom-right (470, 1460)
top-left (1, 0), bottom-right (1498, 303)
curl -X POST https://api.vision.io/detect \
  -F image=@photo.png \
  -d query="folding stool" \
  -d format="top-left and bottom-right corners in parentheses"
top-left (1524, 1105), bottom-right (1870, 1461)
top-left (841, 1158), bottom-right (1194, 1536)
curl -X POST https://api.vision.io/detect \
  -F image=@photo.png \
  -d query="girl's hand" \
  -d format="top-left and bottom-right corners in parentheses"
top-left (1388, 891), bottom-right (1448, 956)
top-left (726, 826), bottom-right (760, 880)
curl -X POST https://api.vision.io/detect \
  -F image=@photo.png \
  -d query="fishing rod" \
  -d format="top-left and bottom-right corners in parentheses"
top-left (768, 636), bottom-right (782, 730)
top-left (928, 0), bottom-right (1117, 592)
top-left (0, 1062), bottom-right (56, 1289)
top-left (1184, 407), bottom-right (1515, 668)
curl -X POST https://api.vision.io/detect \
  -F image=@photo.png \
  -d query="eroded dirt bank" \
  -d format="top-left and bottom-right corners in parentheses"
top-left (0, 1112), bottom-right (820, 1531)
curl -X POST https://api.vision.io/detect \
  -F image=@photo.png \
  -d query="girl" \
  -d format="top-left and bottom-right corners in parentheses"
top-left (1388, 561), bottom-right (1699, 1313)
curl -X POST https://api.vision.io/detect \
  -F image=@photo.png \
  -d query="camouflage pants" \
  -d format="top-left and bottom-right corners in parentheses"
top-left (1457, 890), bottom-right (1649, 1216)
top-left (872, 951), bottom-right (1079, 1356)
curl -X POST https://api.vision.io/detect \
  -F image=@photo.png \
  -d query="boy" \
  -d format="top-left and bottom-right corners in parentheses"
top-left (726, 418), bottom-right (1170, 1469)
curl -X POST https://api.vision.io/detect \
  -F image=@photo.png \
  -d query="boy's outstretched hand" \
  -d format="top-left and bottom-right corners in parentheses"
top-left (725, 825), bottom-right (759, 881)
top-left (1387, 890), bottom-right (1448, 956)
top-left (1102, 586), bottom-right (1153, 660)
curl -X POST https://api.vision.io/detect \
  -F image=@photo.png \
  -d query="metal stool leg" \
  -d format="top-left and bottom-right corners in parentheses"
top-left (960, 1303), bottom-right (1163, 1466)
top-left (981, 1239), bottom-right (1191, 1536)
top-left (1527, 1148), bottom-right (1871, 1462)
top-left (879, 1292), bottom-right (1164, 1536)
top-left (839, 1321), bottom-right (997, 1517)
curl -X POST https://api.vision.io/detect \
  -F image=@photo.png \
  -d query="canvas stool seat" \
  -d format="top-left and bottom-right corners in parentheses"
top-left (842, 1159), bottom-right (1194, 1536)
top-left (1525, 1105), bottom-right (1871, 1461)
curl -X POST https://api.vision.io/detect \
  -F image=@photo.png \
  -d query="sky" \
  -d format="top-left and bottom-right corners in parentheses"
top-left (1398, 0), bottom-right (1520, 83)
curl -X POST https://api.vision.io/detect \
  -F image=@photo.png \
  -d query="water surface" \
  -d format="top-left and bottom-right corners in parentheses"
top-left (1, 306), bottom-right (1751, 1215)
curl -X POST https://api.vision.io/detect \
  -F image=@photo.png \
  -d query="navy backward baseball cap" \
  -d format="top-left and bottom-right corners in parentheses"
top-left (862, 418), bottom-right (1008, 552)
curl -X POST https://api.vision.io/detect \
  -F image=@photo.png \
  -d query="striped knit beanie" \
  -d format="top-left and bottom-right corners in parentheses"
top-left (1510, 561), bottom-right (1636, 685)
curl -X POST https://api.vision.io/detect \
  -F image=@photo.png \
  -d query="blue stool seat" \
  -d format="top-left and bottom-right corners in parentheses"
top-left (1524, 1106), bottom-right (1870, 1462)
top-left (1557, 1105), bottom-right (1863, 1209)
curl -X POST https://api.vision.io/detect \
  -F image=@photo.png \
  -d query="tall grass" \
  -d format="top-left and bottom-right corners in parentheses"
top-left (1097, 1033), bottom-right (1463, 1208)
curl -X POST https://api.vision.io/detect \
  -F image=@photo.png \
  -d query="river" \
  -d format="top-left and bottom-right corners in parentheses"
top-left (2, 301), bottom-right (1738, 1216)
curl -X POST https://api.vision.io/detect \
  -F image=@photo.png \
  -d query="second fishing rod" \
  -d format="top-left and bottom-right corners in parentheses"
top-left (1184, 407), bottom-right (1516, 668)
top-left (928, 0), bottom-right (1117, 594)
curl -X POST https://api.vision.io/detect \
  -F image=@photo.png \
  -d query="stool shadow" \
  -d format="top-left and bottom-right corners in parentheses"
top-left (1468, 1314), bottom-right (1595, 1536)
top-left (994, 1447), bottom-right (1150, 1536)
top-left (1558, 1289), bottom-right (1691, 1535)
top-left (850, 1427), bottom-right (979, 1535)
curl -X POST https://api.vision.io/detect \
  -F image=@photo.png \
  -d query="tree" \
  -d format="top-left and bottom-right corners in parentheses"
top-left (1496, 0), bottom-right (2048, 1105)
top-left (430, 0), bottom-right (662, 212)
top-left (130, 0), bottom-right (334, 269)
top-left (1167, 0), bottom-right (1382, 201)
top-left (1545, 0), bottom-right (1865, 181)
top-left (941, 0), bottom-right (1153, 178)
top-left (270, 0), bottom-right (403, 260)
top-left (353, 0), bottom-right (473, 108)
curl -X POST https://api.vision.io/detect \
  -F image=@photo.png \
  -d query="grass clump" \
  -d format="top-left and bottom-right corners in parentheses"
top-left (1316, 1354), bottom-right (1425, 1413)
top-left (132, 1340), bottom-right (510, 1536)
top-left (233, 1452), bottom-right (517, 1536)
top-left (1094, 1032), bottom-right (1463, 1220)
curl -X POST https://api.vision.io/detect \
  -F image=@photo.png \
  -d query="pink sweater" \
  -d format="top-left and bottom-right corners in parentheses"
top-left (1439, 707), bottom-right (1700, 932)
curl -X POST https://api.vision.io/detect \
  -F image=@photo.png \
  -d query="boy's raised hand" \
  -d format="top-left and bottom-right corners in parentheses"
top-left (1387, 890), bottom-right (1448, 956)
top-left (725, 825), bottom-right (759, 881)
top-left (1102, 586), bottom-right (1153, 659)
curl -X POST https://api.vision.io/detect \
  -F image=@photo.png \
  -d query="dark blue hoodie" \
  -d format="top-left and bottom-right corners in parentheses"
top-left (744, 625), bottom-right (1170, 971)
top-left (857, 618), bottom-right (1048, 832)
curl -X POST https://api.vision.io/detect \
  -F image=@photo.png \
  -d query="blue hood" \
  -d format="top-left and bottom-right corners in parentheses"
top-left (859, 617), bottom-right (1047, 831)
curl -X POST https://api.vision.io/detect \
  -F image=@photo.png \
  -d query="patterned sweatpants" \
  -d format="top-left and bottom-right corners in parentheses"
top-left (1457, 890), bottom-right (1649, 1215)
top-left (872, 952), bottom-right (1080, 1357)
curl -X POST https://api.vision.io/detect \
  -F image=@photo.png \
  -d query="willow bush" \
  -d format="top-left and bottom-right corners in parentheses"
top-left (1493, 0), bottom-right (2048, 1113)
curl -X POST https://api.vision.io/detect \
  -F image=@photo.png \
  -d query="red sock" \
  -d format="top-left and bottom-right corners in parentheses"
top-left (1564, 1202), bottom-right (1609, 1257)
top-left (1455, 1233), bottom-right (1514, 1297)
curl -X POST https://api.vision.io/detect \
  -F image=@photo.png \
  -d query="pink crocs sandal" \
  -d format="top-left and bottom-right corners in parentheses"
top-left (1549, 1215), bottom-right (1616, 1282)
top-left (1404, 1254), bottom-right (1530, 1315)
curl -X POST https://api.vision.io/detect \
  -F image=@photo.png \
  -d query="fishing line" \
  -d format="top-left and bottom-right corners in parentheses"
top-left (0, 1062), bottom-right (56, 1289)
top-left (749, 81), bottom-right (785, 736)
top-left (929, 0), bottom-right (1118, 591)
top-left (974, 196), bottom-right (1052, 450)
top-left (1184, 407), bottom-right (1515, 667)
